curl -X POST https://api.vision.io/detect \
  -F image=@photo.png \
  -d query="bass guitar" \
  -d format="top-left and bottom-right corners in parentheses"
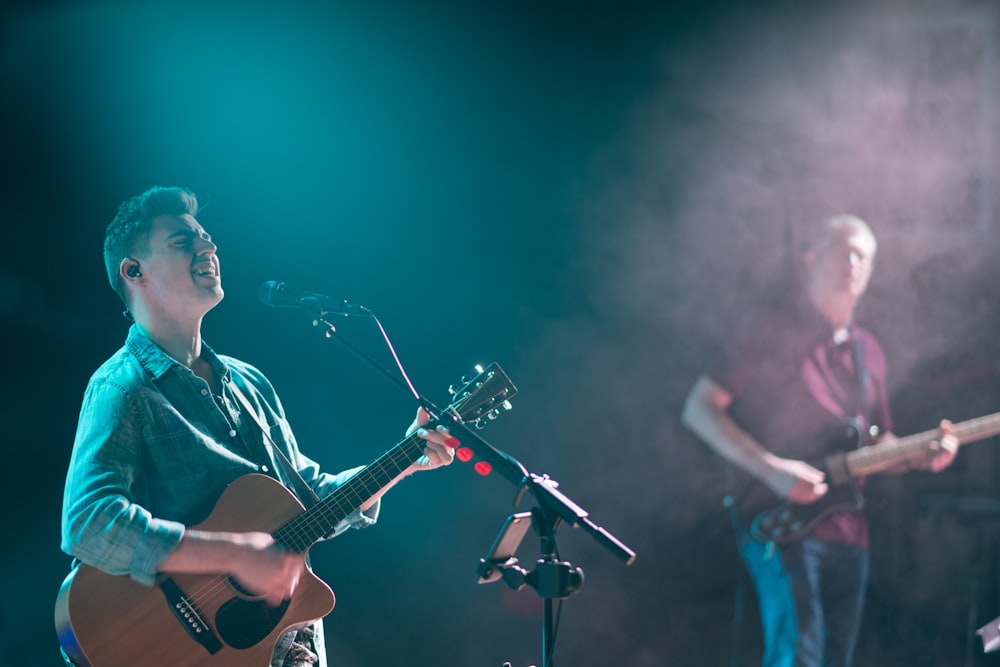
top-left (745, 411), bottom-right (1000, 544)
top-left (54, 363), bottom-right (516, 667)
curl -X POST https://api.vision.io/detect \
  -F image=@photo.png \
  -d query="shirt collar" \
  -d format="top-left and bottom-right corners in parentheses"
top-left (125, 324), bottom-right (231, 383)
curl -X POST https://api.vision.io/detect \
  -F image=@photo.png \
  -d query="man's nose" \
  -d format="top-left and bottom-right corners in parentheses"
top-left (195, 237), bottom-right (217, 254)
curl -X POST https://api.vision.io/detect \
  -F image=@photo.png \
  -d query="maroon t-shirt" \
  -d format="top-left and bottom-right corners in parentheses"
top-left (705, 299), bottom-right (892, 548)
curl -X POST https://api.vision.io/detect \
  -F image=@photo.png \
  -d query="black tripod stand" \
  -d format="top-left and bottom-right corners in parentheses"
top-left (477, 504), bottom-right (587, 667)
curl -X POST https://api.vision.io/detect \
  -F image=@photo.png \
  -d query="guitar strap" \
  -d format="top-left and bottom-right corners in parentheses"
top-left (226, 378), bottom-right (321, 509)
top-left (851, 334), bottom-right (871, 428)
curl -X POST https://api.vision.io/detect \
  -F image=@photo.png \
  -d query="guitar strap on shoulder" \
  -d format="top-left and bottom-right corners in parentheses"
top-left (225, 378), bottom-right (321, 509)
top-left (851, 334), bottom-right (871, 427)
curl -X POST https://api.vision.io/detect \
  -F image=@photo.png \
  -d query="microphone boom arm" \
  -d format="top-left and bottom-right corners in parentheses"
top-left (302, 309), bottom-right (636, 565)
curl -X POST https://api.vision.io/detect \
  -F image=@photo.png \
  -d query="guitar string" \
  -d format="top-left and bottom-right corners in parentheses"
top-left (181, 442), bottom-right (421, 611)
top-left (253, 384), bottom-right (499, 552)
top-left (263, 394), bottom-right (487, 550)
top-left (172, 445), bottom-right (422, 622)
top-left (178, 435), bottom-right (427, 614)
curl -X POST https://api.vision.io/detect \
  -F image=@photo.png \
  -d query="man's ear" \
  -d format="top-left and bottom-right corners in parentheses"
top-left (121, 258), bottom-right (142, 279)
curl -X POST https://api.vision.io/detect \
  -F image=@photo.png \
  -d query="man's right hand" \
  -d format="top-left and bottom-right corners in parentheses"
top-left (226, 532), bottom-right (305, 607)
top-left (681, 376), bottom-right (829, 505)
top-left (161, 529), bottom-right (305, 608)
top-left (765, 457), bottom-right (828, 504)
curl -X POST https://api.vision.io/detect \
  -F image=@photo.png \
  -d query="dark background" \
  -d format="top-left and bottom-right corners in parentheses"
top-left (3, 1), bottom-right (1000, 665)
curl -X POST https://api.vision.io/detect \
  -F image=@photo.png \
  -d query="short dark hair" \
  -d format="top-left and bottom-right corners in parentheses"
top-left (104, 186), bottom-right (200, 304)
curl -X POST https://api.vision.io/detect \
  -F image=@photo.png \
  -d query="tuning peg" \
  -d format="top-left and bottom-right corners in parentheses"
top-left (490, 401), bottom-right (513, 418)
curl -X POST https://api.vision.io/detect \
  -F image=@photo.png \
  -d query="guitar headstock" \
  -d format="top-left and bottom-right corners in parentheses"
top-left (445, 362), bottom-right (517, 429)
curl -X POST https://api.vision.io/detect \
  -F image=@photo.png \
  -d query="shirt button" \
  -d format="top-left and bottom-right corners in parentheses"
top-left (229, 429), bottom-right (237, 438)
top-left (200, 388), bottom-right (209, 396)
top-left (261, 465), bottom-right (270, 473)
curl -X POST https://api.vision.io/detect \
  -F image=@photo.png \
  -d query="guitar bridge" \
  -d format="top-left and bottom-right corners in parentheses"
top-left (159, 578), bottom-right (224, 655)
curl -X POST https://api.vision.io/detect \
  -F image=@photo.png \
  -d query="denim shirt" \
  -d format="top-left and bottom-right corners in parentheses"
top-left (61, 325), bottom-right (377, 666)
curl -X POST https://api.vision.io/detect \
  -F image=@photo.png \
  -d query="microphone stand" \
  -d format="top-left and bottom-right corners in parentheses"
top-left (476, 476), bottom-right (635, 667)
top-left (302, 308), bottom-right (637, 666)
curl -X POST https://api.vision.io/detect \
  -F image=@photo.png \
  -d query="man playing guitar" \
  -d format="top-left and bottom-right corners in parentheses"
top-left (682, 214), bottom-right (958, 667)
top-left (59, 186), bottom-right (458, 666)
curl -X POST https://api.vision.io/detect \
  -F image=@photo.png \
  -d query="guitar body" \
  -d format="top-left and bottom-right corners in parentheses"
top-left (749, 481), bottom-right (865, 544)
top-left (733, 419), bottom-right (868, 545)
top-left (54, 474), bottom-right (336, 667)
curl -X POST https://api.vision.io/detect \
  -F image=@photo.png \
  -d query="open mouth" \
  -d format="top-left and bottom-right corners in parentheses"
top-left (192, 264), bottom-right (218, 278)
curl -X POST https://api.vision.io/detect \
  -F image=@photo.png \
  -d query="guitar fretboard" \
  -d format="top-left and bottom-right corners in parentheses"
top-left (846, 412), bottom-right (1000, 477)
top-left (273, 433), bottom-right (427, 552)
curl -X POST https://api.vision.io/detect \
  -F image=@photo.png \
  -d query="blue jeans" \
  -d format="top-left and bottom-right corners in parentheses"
top-left (738, 531), bottom-right (869, 667)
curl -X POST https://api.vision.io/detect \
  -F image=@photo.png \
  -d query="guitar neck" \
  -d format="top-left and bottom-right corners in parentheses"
top-left (845, 412), bottom-right (1000, 478)
top-left (272, 433), bottom-right (426, 552)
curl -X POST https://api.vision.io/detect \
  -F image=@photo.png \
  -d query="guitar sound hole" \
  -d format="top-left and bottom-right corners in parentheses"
top-left (216, 597), bottom-right (290, 650)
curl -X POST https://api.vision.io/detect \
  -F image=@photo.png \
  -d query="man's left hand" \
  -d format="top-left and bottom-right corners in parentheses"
top-left (926, 420), bottom-right (959, 473)
top-left (406, 407), bottom-right (459, 472)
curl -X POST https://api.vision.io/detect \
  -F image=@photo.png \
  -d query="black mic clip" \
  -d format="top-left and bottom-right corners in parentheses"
top-left (258, 281), bottom-right (370, 318)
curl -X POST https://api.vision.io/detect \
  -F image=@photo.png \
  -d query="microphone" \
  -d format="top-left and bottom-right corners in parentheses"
top-left (258, 281), bottom-right (369, 317)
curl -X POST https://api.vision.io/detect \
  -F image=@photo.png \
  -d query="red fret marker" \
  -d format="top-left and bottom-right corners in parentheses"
top-left (456, 447), bottom-right (474, 463)
top-left (473, 461), bottom-right (492, 476)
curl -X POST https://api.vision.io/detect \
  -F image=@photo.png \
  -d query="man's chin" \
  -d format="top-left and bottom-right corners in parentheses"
top-left (202, 288), bottom-right (225, 309)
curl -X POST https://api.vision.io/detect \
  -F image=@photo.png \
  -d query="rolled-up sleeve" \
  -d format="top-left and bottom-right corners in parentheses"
top-left (61, 379), bottom-right (185, 586)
